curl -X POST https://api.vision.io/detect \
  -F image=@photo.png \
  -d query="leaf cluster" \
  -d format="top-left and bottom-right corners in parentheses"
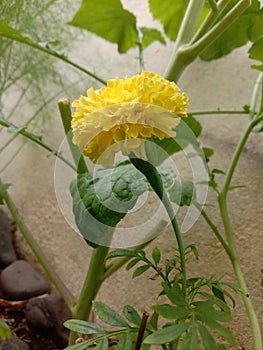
top-left (70, 161), bottom-right (175, 247)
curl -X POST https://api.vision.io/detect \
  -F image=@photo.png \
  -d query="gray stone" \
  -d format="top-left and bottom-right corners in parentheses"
top-left (25, 293), bottom-right (71, 347)
top-left (0, 209), bottom-right (17, 268)
top-left (0, 260), bottom-right (49, 300)
top-left (0, 336), bottom-right (30, 350)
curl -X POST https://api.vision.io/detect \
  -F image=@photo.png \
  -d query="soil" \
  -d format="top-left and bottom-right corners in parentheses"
top-left (0, 306), bottom-right (59, 350)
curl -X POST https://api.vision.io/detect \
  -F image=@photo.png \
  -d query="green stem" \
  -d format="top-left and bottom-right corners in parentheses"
top-left (103, 219), bottom-right (168, 280)
top-left (194, 202), bottom-right (232, 259)
top-left (190, 109), bottom-right (248, 116)
top-left (0, 27), bottom-right (106, 85)
top-left (58, 98), bottom-right (88, 174)
top-left (165, 0), bottom-right (251, 81)
top-left (218, 196), bottom-right (262, 350)
top-left (217, 115), bottom-right (263, 349)
top-left (221, 115), bottom-right (263, 199)
top-left (192, 0), bottom-right (231, 42)
top-left (249, 72), bottom-right (263, 120)
top-left (129, 156), bottom-right (187, 293)
top-left (0, 117), bottom-right (77, 172)
top-left (0, 179), bottom-right (75, 309)
top-left (207, 0), bottom-right (219, 12)
top-left (68, 245), bottom-right (109, 345)
top-left (164, 0), bottom-right (206, 81)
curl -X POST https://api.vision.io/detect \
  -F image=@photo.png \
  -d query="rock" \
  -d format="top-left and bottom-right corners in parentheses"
top-left (0, 336), bottom-right (30, 349)
top-left (25, 293), bottom-right (71, 348)
top-left (0, 209), bottom-right (17, 268)
top-left (0, 260), bottom-right (49, 300)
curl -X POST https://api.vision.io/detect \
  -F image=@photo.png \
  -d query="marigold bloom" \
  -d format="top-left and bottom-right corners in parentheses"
top-left (71, 71), bottom-right (188, 166)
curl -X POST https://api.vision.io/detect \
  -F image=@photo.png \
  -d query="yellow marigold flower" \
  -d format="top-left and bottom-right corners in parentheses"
top-left (71, 71), bottom-right (189, 166)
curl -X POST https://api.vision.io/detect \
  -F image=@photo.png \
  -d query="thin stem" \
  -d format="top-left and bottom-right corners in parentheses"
top-left (190, 109), bottom-right (248, 116)
top-left (221, 115), bottom-right (263, 199)
top-left (68, 245), bottom-right (109, 345)
top-left (218, 196), bottom-right (262, 349)
top-left (0, 117), bottom-right (77, 172)
top-left (137, 27), bottom-right (145, 72)
top-left (0, 27), bottom-right (106, 85)
top-left (58, 98), bottom-right (88, 174)
top-left (0, 179), bottom-right (75, 309)
top-left (135, 312), bottom-right (149, 350)
top-left (194, 202), bottom-right (232, 259)
top-left (162, 191), bottom-right (187, 293)
top-left (249, 72), bottom-right (263, 120)
top-left (129, 156), bottom-right (187, 293)
top-left (103, 220), bottom-right (167, 281)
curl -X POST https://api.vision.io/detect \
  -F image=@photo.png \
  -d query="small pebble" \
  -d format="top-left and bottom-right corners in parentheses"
top-left (0, 260), bottom-right (49, 300)
top-left (0, 209), bottom-right (17, 268)
top-left (25, 293), bottom-right (71, 347)
top-left (0, 336), bottom-right (30, 350)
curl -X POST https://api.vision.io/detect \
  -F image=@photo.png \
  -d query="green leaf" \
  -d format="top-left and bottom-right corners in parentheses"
top-left (132, 264), bottom-right (150, 278)
top-left (196, 306), bottom-right (235, 345)
top-left (0, 183), bottom-right (11, 205)
top-left (148, 312), bottom-right (159, 331)
top-left (64, 319), bottom-right (106, 335)
top-left (249, 35), bottom-right (263, 71)
top-left (123, 305), bottom-right (141, 326)
top-left (163, 282), bottom-right (187, 306)
top-left (201, 0), bottom-right (263, 61)
top-left (116, 331), bottom-right (133, 350)
top-left (197, 323), bottom-right (217, 350)
top-left (203, 147), bottom-right (214, 162)
top-left (126, 258), bottom-right (141, 270)
top-left (140, 27), bottom-right (166, 49)
top-left (152, 247), bottom-right (161, 265)
top-left (106, 249), bottom-right (138, 260)
top-left (152, 304), bottom-right (190, 320)
top-left (0, 319), bottom-right (12, 341)
top-left (169, 180), bottom-right (196, 206)
top-left (178, 324), bottom-right (200, 350)
top-left (70, 161), bottom-right (173, 246)
top-left (95, 337), bottom-right (108, 350)
top-left (149, 0), bottom-right (189, 41)
top-left (143, 322), bottom-right (190, 344)
top-left (93, 301), bottom-right (130, 328)
top-left (69, 0), bottom-right (138, 53)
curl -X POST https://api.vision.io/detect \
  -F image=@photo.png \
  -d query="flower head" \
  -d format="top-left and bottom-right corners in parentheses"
top-left (71, 71), bottom-right (188, 166)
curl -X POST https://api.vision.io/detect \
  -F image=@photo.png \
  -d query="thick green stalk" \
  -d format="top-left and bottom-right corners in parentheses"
top-left (58, 99), bottom-right (88, 174)
top-left (192, 0), bottom-right (232, 42)
top-left (68, 245), bottom-right (109, 345)
top-left (0, 179), bottom-right (75, 309)
top-left (164, 0), bottom-right (205, 81)
top-left (165, 0), bottom-right (251, 81)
